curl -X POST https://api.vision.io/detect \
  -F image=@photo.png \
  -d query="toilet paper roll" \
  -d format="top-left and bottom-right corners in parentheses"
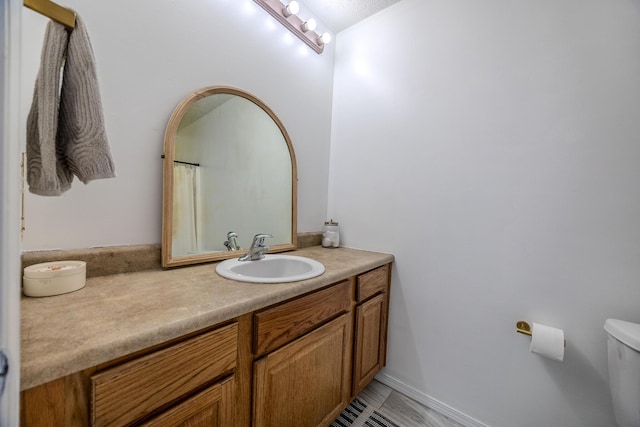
top-left (530, 322), bottom-right (565, 362)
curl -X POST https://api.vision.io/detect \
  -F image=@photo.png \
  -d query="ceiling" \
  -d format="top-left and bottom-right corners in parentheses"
top-left (301, 0), bottom-right (403, 33)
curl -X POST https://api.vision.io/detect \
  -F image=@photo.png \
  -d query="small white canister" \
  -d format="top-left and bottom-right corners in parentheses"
top-left (23, 261), bottom-right (87, 297)
top-left (322, 220), bottom-right (340, 248)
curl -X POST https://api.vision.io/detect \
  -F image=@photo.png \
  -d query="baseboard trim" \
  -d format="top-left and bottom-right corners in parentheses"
top-left (374, 372), bottom-right (490, 427)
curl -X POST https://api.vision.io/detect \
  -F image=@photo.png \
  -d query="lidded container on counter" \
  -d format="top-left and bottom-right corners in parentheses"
top-left (23, 261), bottom-right (87, 297)
top-left (322, 219), bottom-right (340, 248)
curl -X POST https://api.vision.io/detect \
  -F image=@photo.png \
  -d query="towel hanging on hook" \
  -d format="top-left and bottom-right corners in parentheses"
top-left (26, 13), bottom-right (116, 196)
top-left (23, 0), bottom-right (76, 29)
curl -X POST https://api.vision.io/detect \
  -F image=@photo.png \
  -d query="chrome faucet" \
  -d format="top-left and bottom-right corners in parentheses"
top-left (238, 234), bottom-right (273, 261)
top-left (224, 231), bottom-right (240, 251)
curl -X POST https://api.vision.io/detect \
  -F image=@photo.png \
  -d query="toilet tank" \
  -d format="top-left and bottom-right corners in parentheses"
top-left (605, 319), bottom-right (640, 427)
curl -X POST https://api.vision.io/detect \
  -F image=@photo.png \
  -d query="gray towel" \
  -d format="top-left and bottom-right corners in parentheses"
top-left (26, 14), bottom-right (115, 196)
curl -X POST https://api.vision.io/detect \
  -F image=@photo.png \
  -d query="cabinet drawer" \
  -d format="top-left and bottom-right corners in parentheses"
top-left (91, 323), bottom-right (238, 426)
top-left (357, 264), bottom-right (390, 302)
top-left (254, 280), bottom-right (352, 356)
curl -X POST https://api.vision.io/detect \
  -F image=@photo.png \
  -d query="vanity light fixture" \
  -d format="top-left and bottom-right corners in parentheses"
top-left (318, 32), bottom-right (331, 45)
top-left (301, 18), bottom-right (316, 32)
top-left (253, 0), bottom-right (330, 54)
top-left (283, 1), bottom-right (299, 17)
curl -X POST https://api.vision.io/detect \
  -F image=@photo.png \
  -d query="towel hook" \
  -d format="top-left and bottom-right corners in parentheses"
top-left (24, 0), bottom-right (76, 29)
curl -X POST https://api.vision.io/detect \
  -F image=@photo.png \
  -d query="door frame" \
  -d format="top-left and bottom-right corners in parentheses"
top-left (0, 0), bottom-right (22, 425)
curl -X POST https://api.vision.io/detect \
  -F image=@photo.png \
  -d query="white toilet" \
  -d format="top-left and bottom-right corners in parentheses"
top-left (605, 318), bottom-right (640, 427)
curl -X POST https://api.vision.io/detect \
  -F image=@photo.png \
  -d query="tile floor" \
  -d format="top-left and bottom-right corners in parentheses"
top-left (356, 380), bottom-right (464, 427)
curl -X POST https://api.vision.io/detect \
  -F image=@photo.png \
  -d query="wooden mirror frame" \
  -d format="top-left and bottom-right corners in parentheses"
top-left (161, 86), bottom-right (298, 268)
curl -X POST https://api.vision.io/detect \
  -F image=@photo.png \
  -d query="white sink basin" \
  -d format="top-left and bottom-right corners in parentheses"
top-left (216, 254), bottom-right (325, 283)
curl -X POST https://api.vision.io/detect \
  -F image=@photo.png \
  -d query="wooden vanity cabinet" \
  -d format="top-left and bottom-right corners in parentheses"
top-left (20, 263), bottom-right (392, 427)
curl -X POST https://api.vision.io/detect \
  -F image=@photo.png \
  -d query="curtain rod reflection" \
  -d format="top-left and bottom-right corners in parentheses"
top-left (161, 155), bottom-right (200, 167)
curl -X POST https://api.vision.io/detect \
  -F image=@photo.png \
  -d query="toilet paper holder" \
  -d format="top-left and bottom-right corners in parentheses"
top-left (516, 320), bottom-right (566, 347)
top-left (516, 320), bottom-right (533, 336)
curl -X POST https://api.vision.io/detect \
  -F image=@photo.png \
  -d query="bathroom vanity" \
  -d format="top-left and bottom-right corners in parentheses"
top-left (20, 246), bottom-right (393, 426)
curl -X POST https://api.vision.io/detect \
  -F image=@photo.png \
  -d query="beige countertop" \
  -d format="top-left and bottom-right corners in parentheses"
top-left (21, 246), bottom-right (393, 391)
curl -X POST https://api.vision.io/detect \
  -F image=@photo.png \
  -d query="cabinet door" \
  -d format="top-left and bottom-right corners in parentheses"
top-left (353, 293), bottom-right (386, 394)
top-left (141, 376), bottom-right (235, 427)
top-left (253, 313), bottom-right (352, 427)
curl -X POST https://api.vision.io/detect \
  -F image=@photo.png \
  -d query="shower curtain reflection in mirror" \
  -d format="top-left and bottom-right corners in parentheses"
top-left (172, 163), bottom-right (202, 255)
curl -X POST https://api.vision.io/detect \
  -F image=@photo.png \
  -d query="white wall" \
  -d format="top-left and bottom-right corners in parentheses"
top-left (20, 0), bottom-right (334, 250)
top-left (329, 0), bottom-right (640, 426)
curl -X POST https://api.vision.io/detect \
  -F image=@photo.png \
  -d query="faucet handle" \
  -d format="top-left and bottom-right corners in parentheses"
top-left (253, 234), bottom-right (274, 247)
top-left (238, 234), bottom-right (274, 261)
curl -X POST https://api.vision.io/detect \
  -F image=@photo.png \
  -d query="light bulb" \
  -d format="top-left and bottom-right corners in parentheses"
top-left (302, 18), bottom-right (317, 32)
top-left (283, 1), bottom-right (299, 17)
top-left (318, 32), bottom-right (331, 45)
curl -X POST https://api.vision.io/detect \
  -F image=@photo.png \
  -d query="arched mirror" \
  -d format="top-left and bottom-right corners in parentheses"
top-left (162, 86), bottom-right (297, 268)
